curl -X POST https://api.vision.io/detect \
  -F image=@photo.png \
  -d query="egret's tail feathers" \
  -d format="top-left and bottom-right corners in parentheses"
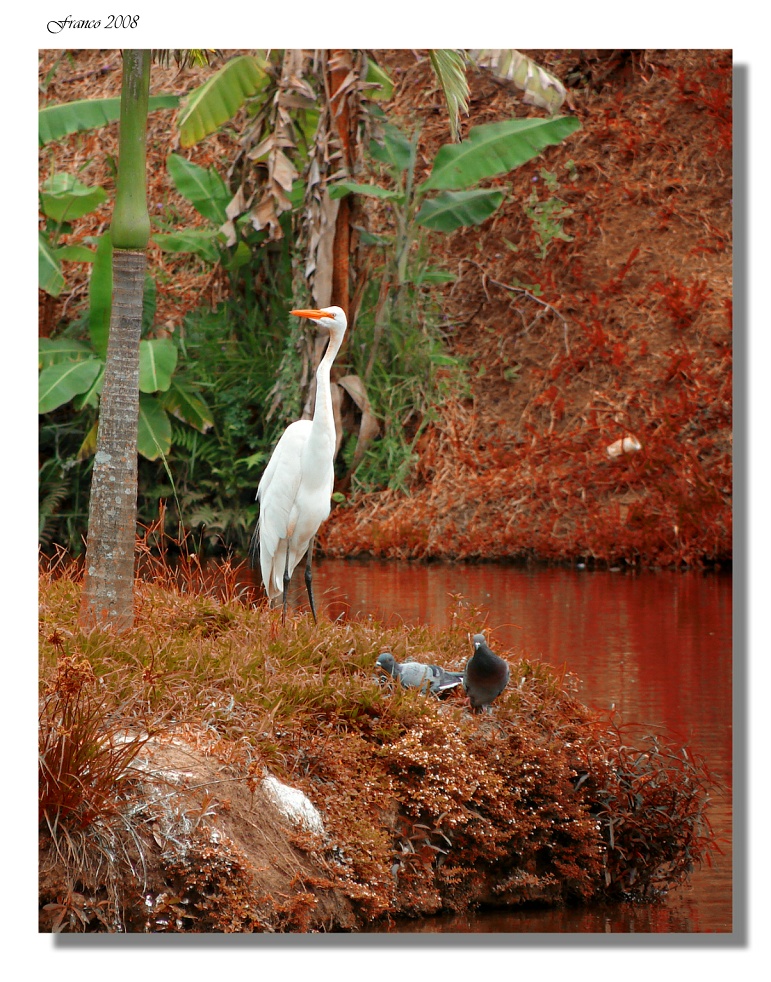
top-left (248, 521), bottom-right (260, 570)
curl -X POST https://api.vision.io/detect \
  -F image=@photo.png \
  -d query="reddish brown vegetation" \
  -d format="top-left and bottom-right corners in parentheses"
top-left (322, 50), bottom-right (732, 569)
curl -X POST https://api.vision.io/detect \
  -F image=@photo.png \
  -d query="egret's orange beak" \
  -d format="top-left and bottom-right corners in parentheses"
top-left (290, 308), bottom-right (326, 320)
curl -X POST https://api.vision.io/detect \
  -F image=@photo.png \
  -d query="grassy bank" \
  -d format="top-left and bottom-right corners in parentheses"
top-left (39, 550), bottom-right (718, 932)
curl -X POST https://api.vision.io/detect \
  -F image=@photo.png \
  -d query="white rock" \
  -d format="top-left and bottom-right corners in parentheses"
top-left (261, 773), bottom-right (325, 835)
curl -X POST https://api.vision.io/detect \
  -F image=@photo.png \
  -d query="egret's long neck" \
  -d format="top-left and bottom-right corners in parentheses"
top-left (311, 330), bottom-right (344, 440)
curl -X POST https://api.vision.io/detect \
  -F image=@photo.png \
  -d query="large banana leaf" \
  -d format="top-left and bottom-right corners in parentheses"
top-left (328, 181), bottom-right (400, 201)
top-left (416, 188), bottom-right (504, 232)
top-left (161, 378), bottom-right (214, 433)
top-left (138, 393), bottom-right (172, 460)
top-left (166, 154), bottom-right (231, 224)
top-left (39, 357), bottom-right (103, 413)
top-left (139, 338), bottom-right (177, 393)
top-left (39, 95), bottom-right (179, 146)
top-left (39, 338), bottom-right (94, 368)
top-left (364, 56), bottom-right (394, 101)
top-left (153, 228), bottom-right (222, 262)
top-left (72, 364), bottom-right (105, 411)
top-left (420, 116), bottom-right (581, 191)
top-left (40, 173), bottom-right (107, 222)
top-left (369, 123), bottom-right (417, 175)
top-left (177, 54), bottom-right (269, 148)
top-left (55, 244), bottom-right (96, 263)
top-left (39, 232), bottom-right (64, 297)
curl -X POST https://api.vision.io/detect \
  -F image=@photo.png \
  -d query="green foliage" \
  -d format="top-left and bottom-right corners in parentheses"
top-left (421, 115), bottom-right (580, 191)
top-left (38, 244), bottom-right (210, 459)
top-left (139, 338), bottom-right (177, 393)
top-left (176, 54), bottom-right (270, 147)
top-left (331, 115), bottom-right (581, 277)
top-left (416, 188), bottom-right (505, 231)
top-left (39, 94), bottom-right (180, 146)
top-left (38, 172), bottom-right (104, 299)
top-left (164, 153), bottom-right (230, 223)
top-left (39, 357), bottom-right (103, 414)
top-left (321, 114), bottom-right (581, 494)
top-left (153, 153), bottom-right (275, 298)
top-left (39, 411), bottom-right (97, 551)
top-left (135, 297), bottom-right (292, 552)
top-left (524, 166), bottom-right (575, 258)
top-left (39, 234), bottom-right (213, 551)
top-left (38, 231), bottom-right (67, 297)
top-left (347, 285), bottom-right (467, 494)
top-left (138, 392), bottom-right (173, 459)
top-left (364, 56), bottom-right (395, 101)
top-left (40, 173), bottom-right (107, 223)
top-left (38, 53), bottom-right (582, 557)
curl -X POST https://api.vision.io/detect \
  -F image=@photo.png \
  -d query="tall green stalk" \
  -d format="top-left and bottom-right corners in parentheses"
top-left (79, 50), bottom-right (150, 632)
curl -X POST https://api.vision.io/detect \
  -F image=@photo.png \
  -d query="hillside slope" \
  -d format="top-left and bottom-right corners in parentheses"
top-left (322, 49), bottom-right (732, 569)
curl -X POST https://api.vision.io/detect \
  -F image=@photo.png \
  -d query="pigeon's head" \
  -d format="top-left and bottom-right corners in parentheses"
top-left (376, 651), bottom-right (398, 677)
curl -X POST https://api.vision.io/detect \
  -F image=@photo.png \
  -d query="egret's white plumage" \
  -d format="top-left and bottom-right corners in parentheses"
top-left (250, 306), bottom-right (347, 621)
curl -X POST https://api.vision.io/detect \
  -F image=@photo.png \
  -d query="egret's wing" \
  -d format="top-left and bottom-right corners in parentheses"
top-left (255, 421), bottom-right (311, 596)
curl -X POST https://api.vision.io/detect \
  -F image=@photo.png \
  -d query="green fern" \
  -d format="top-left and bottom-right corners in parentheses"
top-left (39, 479), bottom-right (71, 548)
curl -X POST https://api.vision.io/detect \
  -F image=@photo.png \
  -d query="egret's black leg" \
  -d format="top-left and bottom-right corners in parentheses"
top-left (304, 536), bottom-right (318, 624)
top-left (282, 542), bottom-right (291, 624)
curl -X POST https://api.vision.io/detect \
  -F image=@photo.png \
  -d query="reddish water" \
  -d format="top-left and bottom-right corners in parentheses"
top-left (246, 557), bottom-right (733, 933)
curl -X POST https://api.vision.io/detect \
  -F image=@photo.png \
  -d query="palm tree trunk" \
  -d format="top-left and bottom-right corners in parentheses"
top-left (79, 49), bottom-right (150, 632)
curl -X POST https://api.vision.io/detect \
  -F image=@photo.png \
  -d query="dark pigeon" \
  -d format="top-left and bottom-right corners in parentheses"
top-left (375, 651), bottom-right (465, 696)
top-left (463, 633), bottom-right (510, 712)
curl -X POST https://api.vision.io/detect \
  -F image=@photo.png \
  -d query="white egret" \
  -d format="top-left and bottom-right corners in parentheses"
top-left (250, 306), bottom-right (348, 622)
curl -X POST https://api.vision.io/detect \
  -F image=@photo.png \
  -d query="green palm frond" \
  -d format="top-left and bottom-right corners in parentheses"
top-left (151, 49), bottom-right (220, 70)
top-left (429, 50), bottom-right (469, 143)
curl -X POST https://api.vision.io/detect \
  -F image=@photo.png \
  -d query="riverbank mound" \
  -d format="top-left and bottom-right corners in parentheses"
top-left (39, 557), bottom-right (716, 932)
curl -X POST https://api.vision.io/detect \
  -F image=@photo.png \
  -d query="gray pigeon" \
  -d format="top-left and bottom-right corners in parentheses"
top-left (463, 633), bottom-right (510, 712)
top-left (375, 651), bottom-right (465, 696)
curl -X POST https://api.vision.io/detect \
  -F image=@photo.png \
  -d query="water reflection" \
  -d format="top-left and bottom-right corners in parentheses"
top-left (372, 900), bottom-right (702, 934)
top-left (245, 557), bottom-right (733, 933)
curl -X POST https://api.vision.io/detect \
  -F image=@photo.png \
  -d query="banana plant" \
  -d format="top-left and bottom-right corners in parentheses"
top-left (152, 152), bottom-right (269, 282)
top-left (39, 230), bottom-right (213, 461)
top-left (39, 92), bottom-right (180, 297)
top-left (38, 84), bottom-right (195, 438)
top-left (328, 114), bottom-right (581, 284)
